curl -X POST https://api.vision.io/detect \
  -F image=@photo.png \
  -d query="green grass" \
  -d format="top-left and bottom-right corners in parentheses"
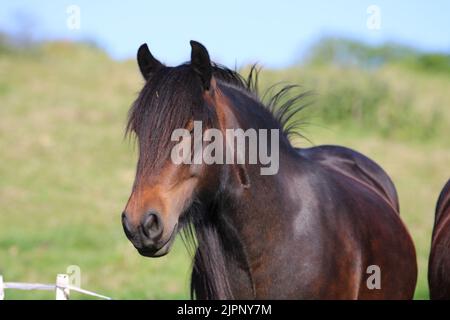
top-left (0, 41), bottom-right (449, 299)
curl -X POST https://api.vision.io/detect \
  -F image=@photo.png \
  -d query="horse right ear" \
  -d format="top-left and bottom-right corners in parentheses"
top-left (137, 43), bottom-right (163, 80)
top-left (190, 40), bottom-right (212, 90)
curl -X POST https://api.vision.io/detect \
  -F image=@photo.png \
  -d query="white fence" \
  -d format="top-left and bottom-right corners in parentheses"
top-left (0, 274), bottom-right (111, 300)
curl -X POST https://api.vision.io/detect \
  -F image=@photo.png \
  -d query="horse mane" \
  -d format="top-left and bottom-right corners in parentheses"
top-left (434, 179), bottom-right (450, 229)
top-left (180, 186), bottom-right (253, 299)
top-left (126, 63), bottom-right (310, 160)
top-left (212, 64), bottom-right (312, 142)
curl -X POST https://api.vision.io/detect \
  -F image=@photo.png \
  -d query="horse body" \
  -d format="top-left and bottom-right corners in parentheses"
top-left (191, 83), bottom-right (416, 299)
top-left (429, 179), bottom-right (450, 299)
top-left (122, 41), bottom-right (417, 300)
top-left (299, 145), bottom-right (399, 212)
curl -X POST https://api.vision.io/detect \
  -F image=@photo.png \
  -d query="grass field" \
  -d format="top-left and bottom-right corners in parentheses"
top-left (0, 41), bottom-right (449, 299)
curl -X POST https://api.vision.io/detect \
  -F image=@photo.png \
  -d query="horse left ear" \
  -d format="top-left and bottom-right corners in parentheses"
top-left (190, 40), bottom-right (212, 90)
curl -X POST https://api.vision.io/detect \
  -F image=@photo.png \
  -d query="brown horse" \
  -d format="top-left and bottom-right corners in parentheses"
top-left (429, 178), bottom-right (450, 299)
top-left (121, 41), bottom-right (417, 299)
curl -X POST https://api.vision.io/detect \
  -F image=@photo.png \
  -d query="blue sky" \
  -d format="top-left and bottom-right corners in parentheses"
top-left (0, 0), bottom-right (449, 68)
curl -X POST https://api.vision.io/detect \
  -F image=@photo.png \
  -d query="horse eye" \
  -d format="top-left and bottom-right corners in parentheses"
top-left (190, 163), bottom-right (202, 177)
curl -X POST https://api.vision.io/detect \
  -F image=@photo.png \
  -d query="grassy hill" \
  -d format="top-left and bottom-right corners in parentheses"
top-left (0, 39), bottom-right (449, 299)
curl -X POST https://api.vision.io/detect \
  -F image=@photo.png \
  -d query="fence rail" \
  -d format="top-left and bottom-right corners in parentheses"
top-left (0, 274), bottom-right (112, 300)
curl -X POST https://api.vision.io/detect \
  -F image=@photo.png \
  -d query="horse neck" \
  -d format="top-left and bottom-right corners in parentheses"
top-left (216, 81), bottom-right (303, 249)
top-left (195, 153), bottom-right (298, 299)
top-left (191, 83), bottom-right (301, 299)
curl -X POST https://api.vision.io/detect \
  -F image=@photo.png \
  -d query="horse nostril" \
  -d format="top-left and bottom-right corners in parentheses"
top-left (121, 211), bottom-right (133, 239)
top-left (142, 211), bottom-right (163, 241)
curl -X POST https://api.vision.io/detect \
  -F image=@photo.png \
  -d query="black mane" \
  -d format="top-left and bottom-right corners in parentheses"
top-left (126, 63), bottom-right (310, 171)
top-left (213, 64), bottom-right (311, 142)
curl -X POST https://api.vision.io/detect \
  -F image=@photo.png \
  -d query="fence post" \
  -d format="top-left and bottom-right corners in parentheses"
top-left (56, 274), bottom-right (69, 300)
top-left (0, 275), bottom-right (4, 300)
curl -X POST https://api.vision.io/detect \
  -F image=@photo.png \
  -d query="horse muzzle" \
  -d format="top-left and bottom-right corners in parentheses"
top-left (122, 210), bottom-right (178, 257)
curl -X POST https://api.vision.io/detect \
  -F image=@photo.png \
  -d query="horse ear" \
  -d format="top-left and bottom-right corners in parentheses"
top-left (190, 40), bottom-right (212, 90)
top-left (137, 43), bottom-right (163, 80)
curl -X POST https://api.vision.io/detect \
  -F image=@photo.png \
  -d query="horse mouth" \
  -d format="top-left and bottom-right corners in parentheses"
top-left (137, 223), bottom-right (178, 258)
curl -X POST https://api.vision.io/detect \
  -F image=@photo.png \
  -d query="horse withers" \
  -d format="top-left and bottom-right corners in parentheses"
top-left (121, 41), bottom-right (417, 299)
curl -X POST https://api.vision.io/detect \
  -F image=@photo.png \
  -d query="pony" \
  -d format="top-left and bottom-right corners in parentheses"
top-left (121, 41), bottom-right (417, 299)
top-left (429, 178), bottom-right (450, 299)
